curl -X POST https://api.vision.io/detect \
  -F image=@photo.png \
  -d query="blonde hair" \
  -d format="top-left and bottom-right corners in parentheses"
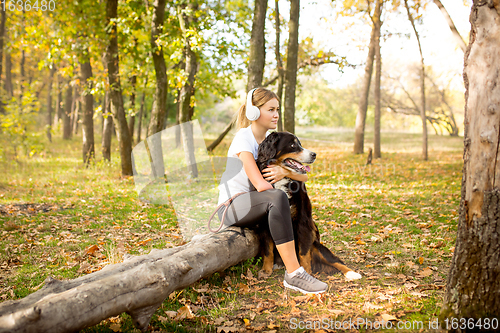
top-left (236, 87), bottom-right (280, 129)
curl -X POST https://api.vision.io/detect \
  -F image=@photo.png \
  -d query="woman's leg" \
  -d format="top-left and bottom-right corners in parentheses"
top-left (221, 189), bottom-right (300, 273)
top-left (276, 241), bottom-right (300, 273)
top-left (220, 189), bottom-right (327, 293)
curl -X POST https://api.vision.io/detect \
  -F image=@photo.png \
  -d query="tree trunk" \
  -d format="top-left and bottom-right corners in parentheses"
top-left (71, 87), bottom-right (80, 135)
top-left (433, 0), bottom-right (467, 53)
top-left (5, 51), bottom-right (12, 98)
top-left (207, 118), bottom-right (236, 152)
top-left (54, 75), bottom-right (62, 126)
top-left (62, 84), bottom-right (73, 140)
top-left (81, 52), bottom-right (95, 165)
top-left (440, 1), bottom-right (500, 326)
top-left (353, 0), bottom-right (382, 154)
top-left (404, 0), bottom-right (428, 161)
top-left (373, 11), bottom-right (382, 159)
top-left (102, 91), bottom-right (113, 161)
top-left (128, 75), bottom-right (137, 144)
top-left (283, 0), bottom-right (300, 134)
top-left (0, 9), bottom-right (6, 113)
top-left (20, 48), bottom-right (25, 100)
top-left (275, 0), bottom-right (284, 132)
top-left (136, 91), bottom-right (146, 144)
top-left (46, 66), bottom-right (56, 142)
top-left (147, 0), bottom-right (168, 178)
top-left (105, 0), bottom-right (133, 176)
top-left (20, 8), bottom-right (25, 100)
top-left (0, 227), bottom-right (259, 333)
top-left (0, 9), bottom-right (4, 72)
top-left (247, 0), bottom-right (268, 91)
top-left (178, 2), bottom-right (200, 178)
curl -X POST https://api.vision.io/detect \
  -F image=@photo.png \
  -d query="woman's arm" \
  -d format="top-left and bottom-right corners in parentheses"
top-left (238, 151), bottom-right (274, 192)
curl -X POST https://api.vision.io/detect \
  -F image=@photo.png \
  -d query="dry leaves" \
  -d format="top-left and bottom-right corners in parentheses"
top-left (416, 267), bottom-right (433, 278)
top-left (84, 244), bottom-right (100, 256)
top-left (380, 313), bottom-right (398, 322)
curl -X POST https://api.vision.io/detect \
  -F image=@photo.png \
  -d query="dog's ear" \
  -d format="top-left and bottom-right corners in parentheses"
top-left (259, 132), bottom-right (280, 164)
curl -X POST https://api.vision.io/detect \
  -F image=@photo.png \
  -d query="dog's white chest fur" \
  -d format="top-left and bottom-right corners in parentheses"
top-left (274, 178), bottom-right (292, 198)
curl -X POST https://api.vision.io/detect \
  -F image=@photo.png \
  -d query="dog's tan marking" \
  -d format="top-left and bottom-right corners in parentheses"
top-left (332, 263), bottom-right (353, 275)
top-left (299, 250), bottom-right (312, 273)
top-left (260, 239), bottom-right (275, 277)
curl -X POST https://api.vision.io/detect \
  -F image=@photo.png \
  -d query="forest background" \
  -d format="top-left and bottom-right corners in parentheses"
top-left (0, 0), bottom-right (469, 166)
top-left (0, 0), bottom-right (478, 332)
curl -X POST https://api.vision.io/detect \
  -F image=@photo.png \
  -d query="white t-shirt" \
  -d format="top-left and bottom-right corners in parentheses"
top-left (217, 126), bottom-right (270, 205)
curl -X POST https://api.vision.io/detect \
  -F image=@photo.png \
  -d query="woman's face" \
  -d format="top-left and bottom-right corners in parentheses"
top-left (255, 98), bottom-right (280, 130)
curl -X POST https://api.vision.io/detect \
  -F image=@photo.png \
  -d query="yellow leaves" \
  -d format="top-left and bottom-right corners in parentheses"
top-left (418, 257), bottom-right (424, 264)
top-left (84, 244), bottom-right (100, 256)
top-left (236, 282), bottom-right (250, 294)
top-left (137, 238), bottom-right (152, 246)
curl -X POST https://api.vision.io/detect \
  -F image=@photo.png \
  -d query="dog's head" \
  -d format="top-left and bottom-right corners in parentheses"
top-left (258, 132), bottom-right (316, 174)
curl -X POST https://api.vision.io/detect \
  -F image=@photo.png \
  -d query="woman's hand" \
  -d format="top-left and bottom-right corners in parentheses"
top-left (262, 164), bottom-right (308, 184)
top-left (262, 165), bottom-right (290, 184)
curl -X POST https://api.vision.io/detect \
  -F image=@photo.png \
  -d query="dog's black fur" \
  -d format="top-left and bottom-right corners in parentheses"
top-left (251, 131), bottom-right (357, 278)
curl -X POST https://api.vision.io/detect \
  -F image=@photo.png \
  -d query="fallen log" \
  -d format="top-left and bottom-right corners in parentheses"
top-left (0, 227), bottom-right (259, 333)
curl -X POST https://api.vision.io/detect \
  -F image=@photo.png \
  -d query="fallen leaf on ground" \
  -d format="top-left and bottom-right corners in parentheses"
top-left (216, 327), bottom-right (239, 333)
top-left (328, 309), bottom-right (344, 316)
top-left (109, 323), bottom-right (121, 332)
top-left (363, 302), bottom-right (384, 310)
top-left (237, 282), bottom-right (250, 294)
top-left (380, 313), bottom-right (398, 322)
top-left (84, 245), bottom-right (100, 256)
top-left (410, 291), bottom-right (428, 297)
top-left (416, 267), bottom-right (433, 278)
top-left (137, 238), bottom-right (152, 246)
top-left (165, 311), bottom-right (177, 319)
top-left (406, 261), bottom-right (417, 269)
top-left (77, 262), bottom-right (91, 274)
top-left (175, 305), bottom-right (194, 320)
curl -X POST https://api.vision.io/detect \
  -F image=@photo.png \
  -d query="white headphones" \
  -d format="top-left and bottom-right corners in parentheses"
top-left (245, 88), bottom-right (260, 121)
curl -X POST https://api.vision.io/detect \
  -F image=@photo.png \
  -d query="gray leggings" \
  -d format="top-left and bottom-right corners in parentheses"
top-left (218, 189), bottom-right (294, 245)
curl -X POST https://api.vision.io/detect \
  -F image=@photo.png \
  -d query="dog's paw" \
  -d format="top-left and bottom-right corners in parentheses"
top-left (258, 269), bottom-right (272, 280)
top-left (345, 271), bottom-right (362, 281)
top-left (273, 263), bottom-right (284, 270)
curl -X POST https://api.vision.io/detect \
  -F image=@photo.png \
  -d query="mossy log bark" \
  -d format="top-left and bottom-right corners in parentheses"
top-left (0, 227), bottom-right (259, 333)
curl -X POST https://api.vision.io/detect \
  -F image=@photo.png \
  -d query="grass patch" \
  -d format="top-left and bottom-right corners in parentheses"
top-left (0, 127), bottom-right (463, 332)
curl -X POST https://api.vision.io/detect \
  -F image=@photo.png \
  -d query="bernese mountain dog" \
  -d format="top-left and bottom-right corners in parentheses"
top-left (253, 131), bottom-right (361, 281)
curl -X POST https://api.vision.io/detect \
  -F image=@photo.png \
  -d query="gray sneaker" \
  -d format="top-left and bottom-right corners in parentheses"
top-left (284, 267), bottom-right (328, 294)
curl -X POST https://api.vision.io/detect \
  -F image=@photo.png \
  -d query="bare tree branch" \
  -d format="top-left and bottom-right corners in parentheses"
top-left (433, 0), bottom-right (467, 52)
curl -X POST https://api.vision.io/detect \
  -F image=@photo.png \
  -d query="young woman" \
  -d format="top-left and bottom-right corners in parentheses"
top-left (217, 87), bottom-right (328, 294)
